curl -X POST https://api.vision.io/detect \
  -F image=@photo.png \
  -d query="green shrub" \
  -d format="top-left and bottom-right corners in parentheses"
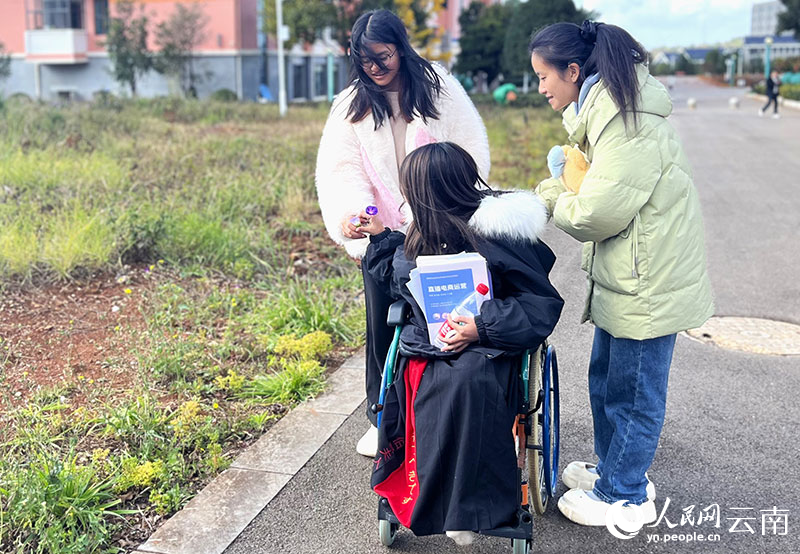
top-left (214, 368), bottom-right (246, 393)
top-left (210, 89), bottom-right (239, 102)
top-left (169, 400), bottom-right (205, 440)
top-left (238, 358), bottom-right (325, 405)
top-left (780, 83), bottom-right (800, 100)
top-left (116, 206), bottom-right (168, 263)
top-left (274, 331), bottom-right (333, 360)
top-left (471, 91), bottom-right (549, 108)
top-left (751, 82), bottom-right (800, 100)
top-left (115, 458), bottom-right (167, 492)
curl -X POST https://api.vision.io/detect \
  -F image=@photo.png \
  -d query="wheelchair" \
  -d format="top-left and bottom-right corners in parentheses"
top-left (372, 300), bottom-right (561, 553)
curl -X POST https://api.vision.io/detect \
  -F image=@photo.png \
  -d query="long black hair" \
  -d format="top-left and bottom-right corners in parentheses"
top-left (400, 142), bottom-right (496, 259)
top-left (529, 21), bottom-right (648, 128)
top-left (347, 10), bottom-right (442, 130)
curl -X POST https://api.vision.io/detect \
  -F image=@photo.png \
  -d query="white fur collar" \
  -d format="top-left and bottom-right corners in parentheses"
top-left (468, 190), bottom-right (547, 243)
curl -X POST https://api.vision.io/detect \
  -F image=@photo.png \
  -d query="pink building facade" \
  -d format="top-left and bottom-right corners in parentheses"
top-left (0, 0), bottom-right (347, 101)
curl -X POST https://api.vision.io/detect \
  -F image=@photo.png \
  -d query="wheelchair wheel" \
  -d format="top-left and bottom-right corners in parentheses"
top-left (541, 344), bottom-right (561, 498)
top-left (512, 538), bottom-right (531, 554)
top-left (526, 347), bottom-right (548, 514)
top-left (379, 519), bottom-right (398, 546)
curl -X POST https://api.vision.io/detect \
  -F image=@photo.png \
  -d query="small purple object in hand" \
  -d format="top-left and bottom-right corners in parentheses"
top-left (350, 206), bottom-right (378, 228)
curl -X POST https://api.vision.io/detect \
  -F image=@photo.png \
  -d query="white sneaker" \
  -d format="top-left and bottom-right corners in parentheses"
top-left (562, 461), bottom-right (656, 501)
top-left (758, 109), bottom-right (765, 117)
top-left (356, 425), bottom-right (378, 457)
top-left (773, 113), bottom-right (780, 119)
top-left (446, 530), bottom-right (477, 546)
top-left (557, 488), bottom-right (657, 527)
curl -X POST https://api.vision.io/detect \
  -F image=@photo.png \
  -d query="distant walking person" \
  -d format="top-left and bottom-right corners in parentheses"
top-left (760, 70), bottom-right (781, 119)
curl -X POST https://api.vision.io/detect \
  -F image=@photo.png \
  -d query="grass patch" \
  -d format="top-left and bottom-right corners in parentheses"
top-left (0, 96), bottom-right (561, 552)
top-left (482, 104), bottom-right (566, 190)
top-left (0, 451), bottom-right (131, 554)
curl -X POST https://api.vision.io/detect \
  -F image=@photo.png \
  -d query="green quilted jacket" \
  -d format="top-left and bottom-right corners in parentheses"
top-left (536, 65), bottom-right (714, 340)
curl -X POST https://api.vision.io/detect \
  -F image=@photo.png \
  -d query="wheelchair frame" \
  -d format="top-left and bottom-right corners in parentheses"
top-left (373, 301), bottom-right (560, 553)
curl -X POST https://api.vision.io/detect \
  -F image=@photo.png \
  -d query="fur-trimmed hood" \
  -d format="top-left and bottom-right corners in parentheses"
top-left (468, 190), bottom-right (548, 243)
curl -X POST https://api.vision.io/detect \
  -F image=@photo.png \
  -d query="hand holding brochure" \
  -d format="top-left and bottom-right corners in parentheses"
top-left (405, 252), bottom-right (493, 346)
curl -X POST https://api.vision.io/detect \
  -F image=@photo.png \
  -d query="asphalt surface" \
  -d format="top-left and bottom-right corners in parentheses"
top-left (225, 77), bottom-right (800, 554)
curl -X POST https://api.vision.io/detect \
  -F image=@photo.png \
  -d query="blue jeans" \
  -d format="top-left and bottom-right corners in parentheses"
top-left (589, 327), bottom-right (676, 505)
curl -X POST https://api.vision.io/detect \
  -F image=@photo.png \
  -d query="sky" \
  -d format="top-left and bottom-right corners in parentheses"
top-left (574, 0), bottom-right (759, 49)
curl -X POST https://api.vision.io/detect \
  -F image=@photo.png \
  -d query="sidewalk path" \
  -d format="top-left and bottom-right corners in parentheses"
top-left (224, 77), bottom-right (800, 553)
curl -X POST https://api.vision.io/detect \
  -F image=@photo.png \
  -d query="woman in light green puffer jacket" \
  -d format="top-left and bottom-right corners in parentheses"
top-left (530, 20), bottom-right (713, 529)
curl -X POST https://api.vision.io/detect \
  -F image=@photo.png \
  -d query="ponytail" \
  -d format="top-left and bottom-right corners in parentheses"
top-left (529, 21), bottom-right (648, 129)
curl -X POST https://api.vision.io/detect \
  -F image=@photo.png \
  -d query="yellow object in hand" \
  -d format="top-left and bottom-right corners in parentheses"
top-left (560, 145), bottom-right (590, 194)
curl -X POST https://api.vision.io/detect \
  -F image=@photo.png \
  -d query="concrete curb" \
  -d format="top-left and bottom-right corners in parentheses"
top-left (746, 92), bottom-right (800, 110)
top-left (133, 349), bottom-right (366, 554)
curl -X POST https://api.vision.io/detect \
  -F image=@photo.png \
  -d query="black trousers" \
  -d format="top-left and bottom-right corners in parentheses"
top-left (762, 95), bottom-right (778, 113)
top-left (361, 260), bottom-right (395, 426)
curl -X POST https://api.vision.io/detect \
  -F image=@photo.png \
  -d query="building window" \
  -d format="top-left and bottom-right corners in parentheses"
top-left (94, 0), bottom-right (108, 35)
top-left (292, 62), bottom-right (306, 99)
top-left (27, 0), bottom-right (84, 30)
top-left (314, 63), bottom-right (325, 97)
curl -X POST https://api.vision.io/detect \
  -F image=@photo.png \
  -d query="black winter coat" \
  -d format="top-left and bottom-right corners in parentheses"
top-left (366, 191), bottom-right (564, 536)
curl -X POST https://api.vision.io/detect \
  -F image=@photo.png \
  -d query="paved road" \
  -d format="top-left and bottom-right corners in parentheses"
top-left (225, 77), bottom-right (800, 554)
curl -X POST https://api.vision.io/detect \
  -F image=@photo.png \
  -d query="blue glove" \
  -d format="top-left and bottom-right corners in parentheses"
top-left (547, 145), bottom-right (566, 179)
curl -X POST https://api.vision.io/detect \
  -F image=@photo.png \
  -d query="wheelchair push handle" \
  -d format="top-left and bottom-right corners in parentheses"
top-left (386, 299), bottom-right (410, 327)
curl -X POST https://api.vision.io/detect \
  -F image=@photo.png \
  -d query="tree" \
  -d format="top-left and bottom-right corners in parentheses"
top-left (332, 0), bottom-right (394, 49)
top-left (154, 3), bottom-right (209, 97)
top-left (263, 0), bottom-right (338, 48)
top-left (650, 63), bottom-right (674, 76)
top-left (454, 2), bottom-right (511, 84)
top-left (703, 49), bottom-right (726, 75)
top-left (0, 42), bottom-right (10, 84)
top-left (502, 0), bottom-right (592, 83)
top-left (773, 55), bottom-right (800, 72)
top-left (395, 0), bottom-right (449, 61)
top-left (777, 0), bottom-right (800, 38)
top-left (104, 1), bottom-right (151, 97)
top-left (674, 53), bottom-right (696, 75)
top-left (263, 0), bottom-right (448, 60)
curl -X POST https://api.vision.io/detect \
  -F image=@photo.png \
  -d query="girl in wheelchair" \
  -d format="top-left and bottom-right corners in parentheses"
top-left (356, 142), bottom-right (563, 545)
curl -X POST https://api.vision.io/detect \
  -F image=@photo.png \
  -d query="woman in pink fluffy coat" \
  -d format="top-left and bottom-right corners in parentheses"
top-left (315, 9), bottom-right (490, 457)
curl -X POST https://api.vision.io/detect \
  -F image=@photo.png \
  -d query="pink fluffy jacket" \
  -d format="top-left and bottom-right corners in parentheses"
top-left (315, 64), bottom-right (490, 258)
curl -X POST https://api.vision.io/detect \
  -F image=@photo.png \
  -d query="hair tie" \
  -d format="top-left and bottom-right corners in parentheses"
top-left (579, 20), bottom-right (598, 45)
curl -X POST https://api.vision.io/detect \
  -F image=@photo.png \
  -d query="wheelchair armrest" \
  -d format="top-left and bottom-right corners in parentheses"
top-left (386, 300), bottom-right (410, 327)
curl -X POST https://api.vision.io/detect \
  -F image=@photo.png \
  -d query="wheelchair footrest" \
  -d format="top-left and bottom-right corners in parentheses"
top-left (378, 497), bottom-right (401, 525)
top-left (477, 509), bottom-right (534, 540)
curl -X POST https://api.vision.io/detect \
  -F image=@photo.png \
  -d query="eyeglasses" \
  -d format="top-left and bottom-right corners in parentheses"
top-left (358, 49), bottom-right (397, 69)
